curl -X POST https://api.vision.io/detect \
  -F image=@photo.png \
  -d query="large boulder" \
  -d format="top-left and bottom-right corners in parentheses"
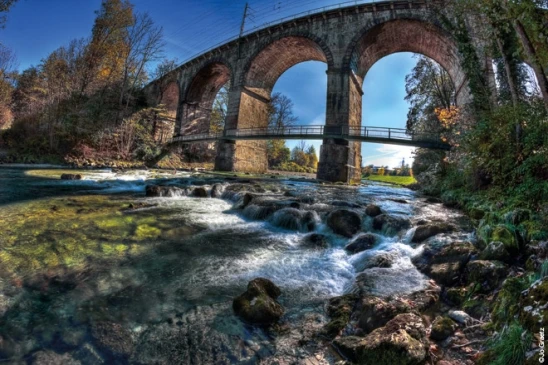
top-left (365, 204), bottom-right (382, 217)
top-left (355, 287), bottom-right (439, 335)
top-left (464, 260), bottom-right (508, 293)
top-left (233, 278), bottom-right (284, 326)
top-left (519, 277), bottom-right (548, 333)
top-left (90, 321), bottom-right (135, 359)
top-left (60, 173), bottom-right (82, 180)
top-left (412, 241), bottom-right (477, 287)
top-left (372, 214), bottom-right (411, 236)
top-left (327, 209), bottom-right (362, 238)
top-left (345, 233), bottom-right (379, 254)
top-left (145, 185), bottom-right (186, 197)
top-left (411, 222), bottom-right (455, 243)
top-left (334, 313), bottom-right (428, 365)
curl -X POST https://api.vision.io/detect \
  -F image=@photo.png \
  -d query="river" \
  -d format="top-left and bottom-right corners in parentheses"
top-left (0, 166), bottom-right (473, 364)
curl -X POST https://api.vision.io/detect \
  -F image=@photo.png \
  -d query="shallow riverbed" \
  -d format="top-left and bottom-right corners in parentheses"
top-left (0, 166), bottom-right (472, 364)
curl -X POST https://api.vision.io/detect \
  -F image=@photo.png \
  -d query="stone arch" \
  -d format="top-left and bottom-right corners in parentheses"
top-left (344, 17), bottom-right (468, 105)
top-left (242, 33), bottom-right (334, 100)
top-left (178, 58), bottom-right (232, 136)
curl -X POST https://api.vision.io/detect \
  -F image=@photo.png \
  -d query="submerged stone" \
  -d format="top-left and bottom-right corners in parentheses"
top-left (365, 204), bottom-right (382, 217)
top-left (302, 233), bottom-right (329, 250)
top-left (90, 321), bottom-right (135, 359)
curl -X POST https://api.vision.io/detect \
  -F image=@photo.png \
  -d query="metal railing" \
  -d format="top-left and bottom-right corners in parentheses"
top-left (172, 0), bottom-right (427, 68)
top-left (169, 125), bottom-right (451, 150)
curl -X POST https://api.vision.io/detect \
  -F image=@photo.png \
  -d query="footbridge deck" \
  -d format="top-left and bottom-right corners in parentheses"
top-left (168, 125), bottom-right (451, 150)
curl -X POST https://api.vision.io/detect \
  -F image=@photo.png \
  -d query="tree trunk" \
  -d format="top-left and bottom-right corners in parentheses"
top-left (513, 19), bottom-right (548, 112)
top-left (495, 35), bottom-right (520, 106)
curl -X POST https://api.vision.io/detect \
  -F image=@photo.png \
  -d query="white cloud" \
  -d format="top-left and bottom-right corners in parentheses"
top-left (363, 144), bottom-right (415, 168)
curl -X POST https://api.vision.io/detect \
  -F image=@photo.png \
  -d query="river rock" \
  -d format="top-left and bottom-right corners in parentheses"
top-left (327, 209), bottom-right (362, 238)
top-left (233, 278), bottom-right (284, 326)
top-left (60, 173), bottom-right (82, 180)
top-left (464, 260), bottom-right (508, 293)
top-left (447, 310), bottom-right (473, 324)
top-left (479, 241), bottom-right (511, 263)
top-left (191, 187), bottom-right (208, 198)
top-left (412, 241), bottom-right (477, 287)
top-left (363, 252), bottom-right (398, 269)
top-left (334, 313), bottom-right (428, 365)
top-left (32, 350), bottom-right (81, 365)
top-left (90, 321), bottom-right (135, 359)
top-left (411, 222), bottom-right (455, 243)
top-left (270, 208), bottom-right (318, 232)
top-left (519, 277), bottom-right (548, 333)
top-left (210, 184), bottom-right (224, 198)
top-left (372, 214), bottom-right (411, 236)
top-left (145, 185), bottom-right (186, 197)
top-left (430, 316), bottom-right (458, 341)
top-left (364, 204), bottom-right (382, 217)
top-left (344, 233), bottom-right (379, 254)
top-left (301, 233), bottom-right (329, 250)
top-left (323, 294), bottom-right (359, 338)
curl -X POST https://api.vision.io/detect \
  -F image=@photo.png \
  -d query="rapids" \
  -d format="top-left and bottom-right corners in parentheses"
top-left (0, 166), bottom-right (473, 364)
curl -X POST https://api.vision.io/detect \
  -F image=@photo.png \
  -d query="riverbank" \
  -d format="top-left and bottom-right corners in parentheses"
top-left (363, 175), bottom-right (417, 186)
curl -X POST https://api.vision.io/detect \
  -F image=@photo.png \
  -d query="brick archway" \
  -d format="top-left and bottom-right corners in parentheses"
top-left (178, 60), bottom-right (232, 136)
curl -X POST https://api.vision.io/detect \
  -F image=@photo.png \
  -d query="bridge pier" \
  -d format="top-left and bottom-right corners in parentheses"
top-left (214, 85), bottom-right (269, 173)
top-left (317, 69), bottom-right (362, 183)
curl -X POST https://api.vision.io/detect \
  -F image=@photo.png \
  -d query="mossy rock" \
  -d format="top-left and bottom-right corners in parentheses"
top-left (233, 278), bottom-right (284, 326)
top-left (430, 316), bottom-right (457, 341)
top-left (504, 209), bottom-right (531, 225)
top-left (491, 276), bottom-right (530, 329)
top-left (462, 298), bottom-right (489, 319)
top-left (322, 294), bottom-right (358, 338)
top-left (491, 225), bottom-right (520, 255)
top-left (518, 277), bottom-right (548, 333)
top-left (479, 241), bottom-right (512, 263)
top-left (334, 313), bottom-right (427, 365)
top-left (468, 207), bottom-right (485, 220)
top-left (445, 286), bottom-right (469, 306)
top-left (464, 260), bottom-right (508, 293)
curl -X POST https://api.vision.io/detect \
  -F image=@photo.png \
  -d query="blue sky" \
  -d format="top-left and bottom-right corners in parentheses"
top-left (2, 0), bottom-right (418, 168)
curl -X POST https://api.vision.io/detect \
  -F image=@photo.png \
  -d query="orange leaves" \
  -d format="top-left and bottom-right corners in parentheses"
top-left (435, 106), bottom-right (460, 129)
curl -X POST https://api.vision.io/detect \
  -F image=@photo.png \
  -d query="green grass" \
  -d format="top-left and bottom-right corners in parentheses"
top-left (364, 175), bottom-right (417, 186)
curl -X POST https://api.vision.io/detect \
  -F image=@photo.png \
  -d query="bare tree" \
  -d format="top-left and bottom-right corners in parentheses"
top-left (0, 0), bottom-right (18, 29)
top-left (119, 12), bottom-right (165, 111)
top-left (268, 92), bottom-right (298, 129)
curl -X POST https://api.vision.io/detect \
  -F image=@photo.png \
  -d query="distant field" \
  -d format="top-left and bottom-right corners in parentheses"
top-left (364, 175), bottom-right (417, 186)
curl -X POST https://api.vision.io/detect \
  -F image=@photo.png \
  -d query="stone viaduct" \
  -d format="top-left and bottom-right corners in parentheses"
top-left (145, 0), bottom-right (492, 183)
